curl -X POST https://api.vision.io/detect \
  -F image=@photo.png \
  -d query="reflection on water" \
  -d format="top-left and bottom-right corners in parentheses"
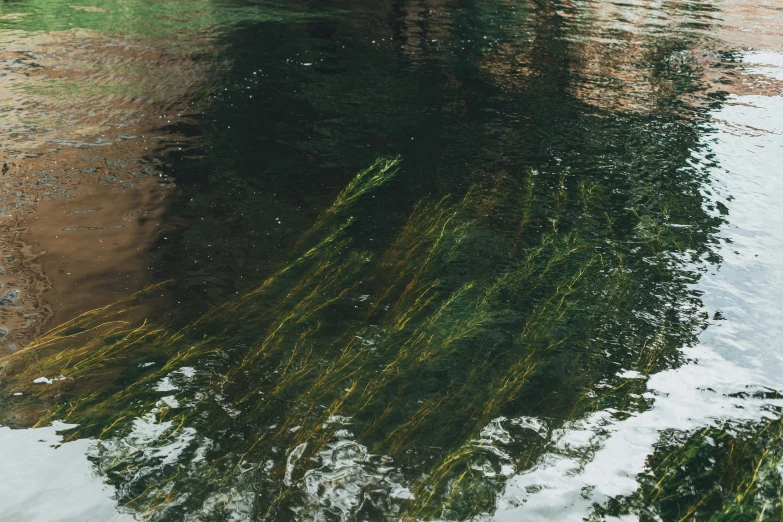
top-left (0, 0), bottom-right (781, 520)
top-left (0, 0), bottom-right (230, 349)
top-left (0, 422), bottom-right (131, 521)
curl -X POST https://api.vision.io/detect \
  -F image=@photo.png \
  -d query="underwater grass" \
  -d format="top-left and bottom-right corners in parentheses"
top-left (590, 412), bottom-right (783, 522)
top-left (0, 151), bottom-right (721, 520)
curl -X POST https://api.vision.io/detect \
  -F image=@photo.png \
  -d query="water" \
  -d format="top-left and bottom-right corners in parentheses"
top-left (498, 51), bottom-right (783, 520)
top-left (0, 0), bottom-right (781, 520)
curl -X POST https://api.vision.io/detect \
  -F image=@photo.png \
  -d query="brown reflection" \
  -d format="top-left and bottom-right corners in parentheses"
top-left (19, 168), bottom-right (175, 325)
top-left (395, 0), bottom-right (455, 58)
top-left (719, 0), bottom-right (783, 52)
top-left (473, 0), bottom-right (723, 114)
top-left (0, 25), bottom-right (217, 354)
top-left (389, 0), bottom-right (728, 114)
top-left (558, 0), bottom-right (781, 111)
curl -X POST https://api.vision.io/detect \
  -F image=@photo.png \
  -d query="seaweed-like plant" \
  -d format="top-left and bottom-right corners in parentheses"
top-left (591, 412), bottom-right (783, 521)
top-left (0, 151), bottom-right (719, 521)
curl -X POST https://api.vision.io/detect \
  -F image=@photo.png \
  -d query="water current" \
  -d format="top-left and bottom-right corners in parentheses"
top-left (0, 0), bottom-right (781, 520)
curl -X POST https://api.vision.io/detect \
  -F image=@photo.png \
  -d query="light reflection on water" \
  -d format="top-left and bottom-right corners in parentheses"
top-left (0, 422), bottom-right (131, 521)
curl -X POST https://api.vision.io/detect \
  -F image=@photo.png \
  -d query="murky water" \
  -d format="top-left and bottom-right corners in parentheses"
top-left (0, 0), bottom-right (782, 520)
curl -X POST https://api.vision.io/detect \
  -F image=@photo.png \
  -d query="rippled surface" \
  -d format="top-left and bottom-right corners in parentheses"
top-left (0, 0), bottom-right (782, 520)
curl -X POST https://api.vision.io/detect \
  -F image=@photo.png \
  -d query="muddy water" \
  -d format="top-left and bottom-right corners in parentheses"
top-left (0, 0), bottom-right (782, 521)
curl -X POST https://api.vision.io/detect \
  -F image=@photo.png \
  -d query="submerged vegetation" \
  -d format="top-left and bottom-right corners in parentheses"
top-left (0, 142), bottom-right (733, 519)
top-left (591, 412), bottom-right (783, 521)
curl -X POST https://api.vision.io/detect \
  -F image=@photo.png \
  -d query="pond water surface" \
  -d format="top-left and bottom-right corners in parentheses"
top-left (0, 0), bottom-right (782, 521)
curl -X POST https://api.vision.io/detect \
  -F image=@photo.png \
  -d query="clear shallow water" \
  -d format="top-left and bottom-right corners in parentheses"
top-left (0, 0), bottom-right (781, 521)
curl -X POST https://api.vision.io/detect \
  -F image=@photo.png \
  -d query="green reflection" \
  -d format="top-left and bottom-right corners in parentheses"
top-left (0, 0), bottom-right (338, 43)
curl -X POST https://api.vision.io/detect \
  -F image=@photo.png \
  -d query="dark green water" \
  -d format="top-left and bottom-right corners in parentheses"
top-left (1, 0), bottom-right (782, 520)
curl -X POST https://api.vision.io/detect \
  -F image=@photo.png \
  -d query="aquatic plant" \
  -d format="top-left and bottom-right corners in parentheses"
top-left (0, 145), bottom-right (722, 520)
top-left (590, 411), bottom-right (783, 521)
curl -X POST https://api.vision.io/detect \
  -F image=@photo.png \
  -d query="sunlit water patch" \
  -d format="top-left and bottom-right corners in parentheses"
top-left (0, 422), bottom-right (131, 521)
